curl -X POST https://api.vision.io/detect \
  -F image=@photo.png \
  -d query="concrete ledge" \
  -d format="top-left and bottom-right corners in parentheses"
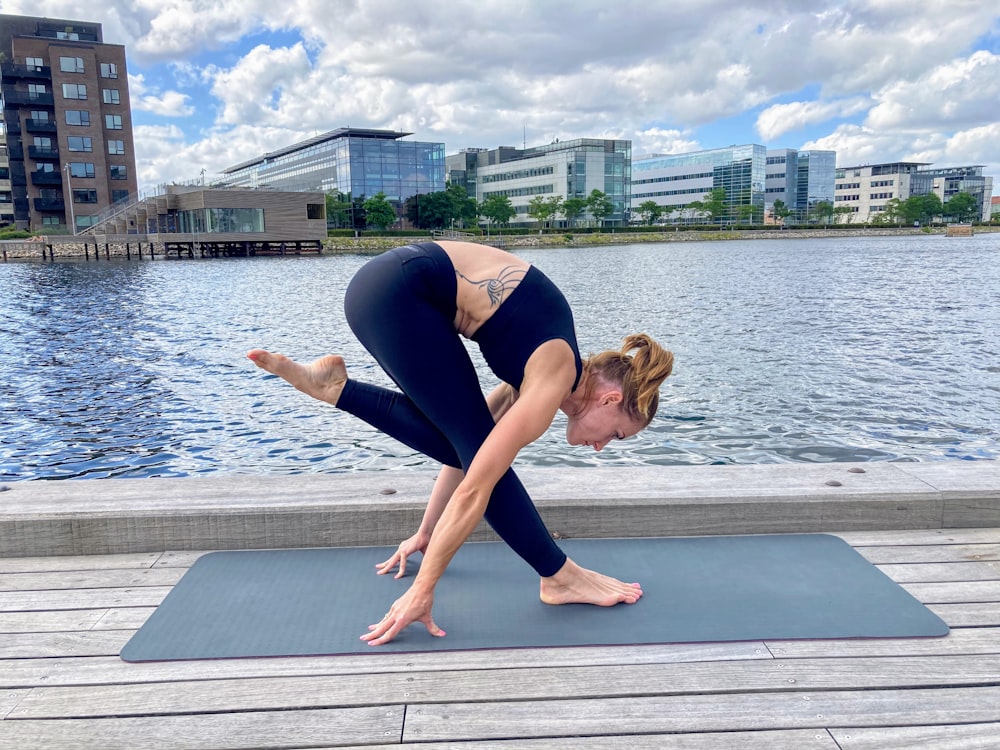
top-left (1, 461), bottom-right (998, 557)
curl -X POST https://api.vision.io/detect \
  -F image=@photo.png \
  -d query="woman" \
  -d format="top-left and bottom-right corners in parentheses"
top-left (248, 240), bottom-right (674, 646)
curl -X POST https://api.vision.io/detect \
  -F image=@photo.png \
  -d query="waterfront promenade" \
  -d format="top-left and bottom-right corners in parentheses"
top-left (2, 461), bottom-right (999, 747)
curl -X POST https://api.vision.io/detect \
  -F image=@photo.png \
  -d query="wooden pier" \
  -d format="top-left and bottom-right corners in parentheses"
top-left (2, 463), bottom-right (999, 748)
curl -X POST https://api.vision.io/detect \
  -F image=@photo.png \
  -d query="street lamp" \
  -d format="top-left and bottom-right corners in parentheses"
top-left (63, 163), bottom-right (76, 235)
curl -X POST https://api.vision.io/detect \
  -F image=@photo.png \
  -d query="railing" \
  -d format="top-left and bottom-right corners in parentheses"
top-left (30, 170), bottom-right (62, 185)
top-left (0, 62), bottom-right (51, 79)
top-left (33, 197), bottom-right (65, 212)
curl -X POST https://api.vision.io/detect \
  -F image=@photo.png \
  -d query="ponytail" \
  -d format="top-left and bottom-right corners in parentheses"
top-left (582, 334), bottom-right (674, 426)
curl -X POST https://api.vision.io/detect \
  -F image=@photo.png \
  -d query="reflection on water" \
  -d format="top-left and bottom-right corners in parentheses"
top-left (1, 233), bottom-right (998, 479)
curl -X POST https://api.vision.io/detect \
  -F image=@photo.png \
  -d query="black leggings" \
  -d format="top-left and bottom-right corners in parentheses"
top-left (339, 243), bottom-right (567, 577)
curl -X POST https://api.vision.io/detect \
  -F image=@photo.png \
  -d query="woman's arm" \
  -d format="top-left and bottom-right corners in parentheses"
top-left (362, 348), bottom-right (572, 645)
top-left (374, 383), bottom-right (520, 578)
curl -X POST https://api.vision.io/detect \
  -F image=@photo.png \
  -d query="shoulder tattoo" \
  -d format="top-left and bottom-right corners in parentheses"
top-left (455, 265), bottom-right (527, 306)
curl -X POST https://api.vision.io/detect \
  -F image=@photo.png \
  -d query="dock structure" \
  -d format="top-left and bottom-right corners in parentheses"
top-left (1, 462), bottom-right (999, 747)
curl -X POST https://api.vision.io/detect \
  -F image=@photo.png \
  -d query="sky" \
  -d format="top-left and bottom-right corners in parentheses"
top-left (2, 0), bottom-right (999, 195)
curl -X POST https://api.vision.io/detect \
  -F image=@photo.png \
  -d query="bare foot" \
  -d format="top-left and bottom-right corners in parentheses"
top-left (247, 350), bottom-right (348, 406)
top-left (539, 557), bottom-right (642, 606)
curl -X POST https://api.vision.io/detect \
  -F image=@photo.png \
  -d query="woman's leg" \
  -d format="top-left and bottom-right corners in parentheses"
top-left (341, 247), bottom-right (567, 577)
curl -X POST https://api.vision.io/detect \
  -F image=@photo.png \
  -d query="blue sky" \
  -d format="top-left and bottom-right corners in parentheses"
top-left (3, 1), bottom-right (998, 194)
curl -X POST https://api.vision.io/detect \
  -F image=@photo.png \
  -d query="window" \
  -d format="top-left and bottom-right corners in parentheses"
top-left (107, 139), bottom-right (125, 155)
top-left (100, 62), bottom-right (118, 79)
top-left (62, 83), bottom-right (87, 100)
top-left (42, 215), bottom-right (60, 226)
top-left (35, 162), bottom-right (55, 173)
top-left (75, 215), bottom-right (98, 229)
top-left (28, 83), bottom-right (47, 98)
top-left (25, 56), bottom-right (44, 70)
top-left (110, 164), bottom-right (128, 180)
top-left (73, 189), bottom-right (98, 204)
top-left (59, 56), bottom-right (84, 73)
top-left (67, 136), bottom-right (93, 152)
top-left (65, 110), bottom-right (91, 126)
top-left (111, 189), bottom-right (129, 203)
top-left (102, 88), bottom-right (120, 105)
top-left (104, 114), bottom-right (123, 130)
top-left (307, 203), bottom-right (325, 220)
top-left (57, 31), bottom-right (80, 41)
top-left (32, 136), bottom-right (53, 149)
top-left (68, 162), bottom-right (96, 178)
top-left (30, 110), bottom-right (49, 122)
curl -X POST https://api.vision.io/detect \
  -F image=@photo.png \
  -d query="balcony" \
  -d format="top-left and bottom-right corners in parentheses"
top-left (25, 119), bottom-right (57, 134)
top-left (33, 197), bottom-right (65, 212)
top-left (30, 170), bottom-right (62, 186)
top-left (0, 62), bottom-right (52, 80)
top-left (2, 91), bottom-right (55, 106)
top-left (28, 146), bottom-right (59, 159)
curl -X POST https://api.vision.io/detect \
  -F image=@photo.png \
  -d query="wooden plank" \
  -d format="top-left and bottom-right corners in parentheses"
top-left (903, 580), bottom-right (1000, 603)
top-left (767, 626), bottom-right (1000, 658)
top-left (402, 686), bottom-right (1000, 741)
top-left (0, 707), bottom-right (403, 750)
top-left (929, 602), bottom-right (1000, 627)
top-left (0, 585), bottom-right (172, 612)
top-left (0, 630), bottom-right (132, 659)
top-left (0, 552), bottom-right (162, 573)
top-left (0, 567), bottom-right (185, 592)
top-left (834, 528), bottom-right (1000, 546)
top-left (830, 722), bottom-right (1000, 749)
top-left (343, 730), bottom-right (840, 749)
top-left (92, 607), bottom-right (157, 630)
top-left (0, 641), bottom-right (768, 690)
top-left (1, 690), bottom-right (27, 721)
top-left (878, 561), bottom-right (1000, 583)
top-left (152, 550), bottom-right (210, 568)
top-left (0, 609), bottom-right (109, 634)
top-left (857, 543), bottom-right (1000, 564)
top-left (12, 655), bottom-right (1000, 719)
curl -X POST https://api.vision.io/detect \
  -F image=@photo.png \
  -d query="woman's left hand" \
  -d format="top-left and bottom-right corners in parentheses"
top-left (361, 585), bottom-right (446, 646)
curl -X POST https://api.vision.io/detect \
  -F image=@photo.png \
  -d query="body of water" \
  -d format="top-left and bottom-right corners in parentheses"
top-left (1, 234), bottom-right (998, 480)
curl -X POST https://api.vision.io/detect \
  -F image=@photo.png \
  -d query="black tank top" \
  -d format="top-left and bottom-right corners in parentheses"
top-left (470, 265), bottom-right (583, 391)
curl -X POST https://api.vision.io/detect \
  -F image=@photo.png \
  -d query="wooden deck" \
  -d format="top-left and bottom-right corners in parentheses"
top-left (1, 527), bottom-right (999, 749)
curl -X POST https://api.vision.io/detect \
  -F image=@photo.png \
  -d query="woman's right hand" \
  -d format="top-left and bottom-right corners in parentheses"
top-left (375, 530), bottom-right (431, 579)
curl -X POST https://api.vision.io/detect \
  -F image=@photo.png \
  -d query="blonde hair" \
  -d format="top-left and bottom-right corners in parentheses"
top-left (582, 334), bottom-right (674, 427)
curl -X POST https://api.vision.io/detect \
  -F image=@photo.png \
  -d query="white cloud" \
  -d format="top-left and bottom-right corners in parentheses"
top-left (756, 97), bottom-right (872, 141)
top-left (128, 74), bottom-right (194, 117)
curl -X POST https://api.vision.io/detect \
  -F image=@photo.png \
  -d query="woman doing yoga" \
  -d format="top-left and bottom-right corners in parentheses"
top-left (248, 240), bottom-right (674, 646)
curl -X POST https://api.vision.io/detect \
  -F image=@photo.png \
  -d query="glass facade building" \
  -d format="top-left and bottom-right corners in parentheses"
top-left (221, 128), bottom-right (446, 208)
top-left (765, 149), bottom-right (836, 221)
top-left (631, 144), bottom-right (766, 223)
top-left (449, 138), bottom-right (631, 227)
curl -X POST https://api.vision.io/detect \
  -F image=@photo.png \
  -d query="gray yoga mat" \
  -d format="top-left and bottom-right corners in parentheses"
top-left (120, 534), bottom-right (948, 661)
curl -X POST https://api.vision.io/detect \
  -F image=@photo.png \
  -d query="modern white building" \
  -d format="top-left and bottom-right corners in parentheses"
top-left (631, 144), bottom-right (766, 224)
top-left (447, 138), bottom-right (631, 227)
top-left (834, 162), bottom-right (993, 222)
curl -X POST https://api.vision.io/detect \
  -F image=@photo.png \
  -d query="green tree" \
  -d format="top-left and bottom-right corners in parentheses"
top-left (528, 195), bottom-right (563, 228)
top-left (736, 204), bottom-right (756, 224)
top-left (771, 199), bottom-right (792, 226)
top-left (404, 191), bottom-right (452, 229)
top-left (811, 200), bottom-right (834, 225)
top-left (325, 190), bottom-right (354, 228)
top-left (561, 197), bottom-right (588, 227)
top-left (880, 198), bottom-right (904, 225)
top-left (586, 189), bottom-right (614, 227)
top-left (363, 192), bottom-right (396, 230)
top-left (637, 200), bottom-right (663, 225)
top-left (687, 188), bottom-right (726, 224)
top-left (901, 193), bottom-right (943, 225)
top-left (447, 182), bottom-right (478, 228)
top-left (478, 194), bottom-right (515, 231)
top-left (944, 191), bottom-right (978, 223)
top-left (833, 206), bottom-right (855, 224)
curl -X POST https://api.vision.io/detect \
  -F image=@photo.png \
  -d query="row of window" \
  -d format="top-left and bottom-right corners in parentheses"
top-left (33, 56), bottom-right (119, 78)
top-left (32, 136), bottom-right (127, 154)
top-left (482, 165), bottom-right (555, 183)
top-left (482, 184), bottom-right (555, 199)
top-left (835, 194), bottom-right (896, 202)
top-left (632, 171), bottom-right (713, 186)
top-left (21, 82), bottom-right (121, 104)
top-left (61, 162), bottom-right (128, 180)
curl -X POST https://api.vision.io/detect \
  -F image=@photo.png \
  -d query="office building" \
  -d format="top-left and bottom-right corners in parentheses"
top-left (834, 162), bottom-right (993, 222)
top-left (765, 149), bottom-right (836, 221)
top-left (447, 138), bottom-right (631, 227)
top-left (0, 13), bottom-right (138, 232)
top-left (631, 144), bottom-right (766, 223)
top-left (220, 128), bottom-right (446, 212)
